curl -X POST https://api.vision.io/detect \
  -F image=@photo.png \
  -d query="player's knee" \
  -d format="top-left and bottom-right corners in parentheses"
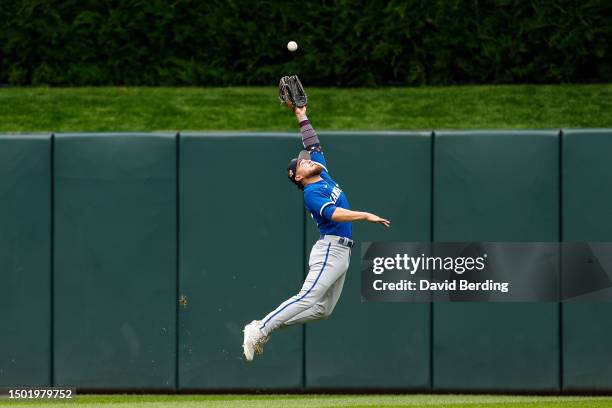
top-left (311, 304), bottom-right (330, 320)
top-left (321, 305), bottom-right (334, 320)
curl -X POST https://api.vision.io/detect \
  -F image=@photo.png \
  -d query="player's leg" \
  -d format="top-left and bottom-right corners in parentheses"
top-left (281, 266), bottom-right (347, 326)
top-left (243, 240), bottom-right (349, 361)
top-left (321, 265), bottom-right (348, 316)
top-left (319, 247), bottom-right (349, 316)
top-left (257, 240), bottom-right (350, 337)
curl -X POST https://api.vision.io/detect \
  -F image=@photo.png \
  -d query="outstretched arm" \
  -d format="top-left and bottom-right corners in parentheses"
top-left (292, 106), bottom-right (328, 169)
top-left (331, 207), bottom-right (391, 228)
top-left (294, 106), bottom-right (319, 149)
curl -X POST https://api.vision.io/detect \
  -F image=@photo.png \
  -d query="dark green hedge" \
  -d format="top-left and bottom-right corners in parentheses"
top-left (1, 0), bottom-right (610, 86)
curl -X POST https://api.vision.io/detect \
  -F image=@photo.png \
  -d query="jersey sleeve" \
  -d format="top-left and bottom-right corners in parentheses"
top-left (300, 119), bottom-right (329, 173)
top-left (304, 188), bottom-right (337, 220)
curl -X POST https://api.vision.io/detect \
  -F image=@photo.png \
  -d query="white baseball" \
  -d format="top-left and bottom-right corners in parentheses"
top-left (287, 41), bottom-right (298, 52)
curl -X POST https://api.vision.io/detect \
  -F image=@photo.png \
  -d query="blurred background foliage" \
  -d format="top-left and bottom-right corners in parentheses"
top-left (0, 0), bottom-right (610, 86)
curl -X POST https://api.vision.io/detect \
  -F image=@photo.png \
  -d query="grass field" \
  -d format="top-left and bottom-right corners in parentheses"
top-left (3, 394), bottom-right (612, 408)
top-left (0, 84), bottom-right (610, 132)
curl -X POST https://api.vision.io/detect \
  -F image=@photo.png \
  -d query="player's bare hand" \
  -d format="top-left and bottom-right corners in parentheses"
top-left (366, 213), bottom-right (391, 228)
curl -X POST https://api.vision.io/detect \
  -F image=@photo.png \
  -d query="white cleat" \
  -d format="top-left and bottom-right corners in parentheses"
top-left (243, 320), bottom-right (264, 362)
top-left (253, 321), bottom-right (269, 355)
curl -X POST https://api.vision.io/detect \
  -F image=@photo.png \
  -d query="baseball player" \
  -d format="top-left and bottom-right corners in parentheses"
top-left (242, 103), bottom-right (390, 361)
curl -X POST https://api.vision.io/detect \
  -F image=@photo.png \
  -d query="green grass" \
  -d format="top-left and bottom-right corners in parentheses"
top-left (2, 394), bottom-right (612, 408)
top-left (0, 84), bottom-right (610, 132)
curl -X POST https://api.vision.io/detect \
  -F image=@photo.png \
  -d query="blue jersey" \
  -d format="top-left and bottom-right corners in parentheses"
top-left (303, 149), bottom-right (352, 239)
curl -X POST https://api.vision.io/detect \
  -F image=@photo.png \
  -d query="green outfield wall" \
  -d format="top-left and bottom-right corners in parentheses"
top-left (178, 133), bottom-right (304, 390)
top-left (53, 133), bottom-right (177, 390)
top-left (562, 129), bottom-right (612, 391)
top-left (432, 131), bottom-right (560, 392)
top-left (0, 135), bottom-right (51, 386)
top-left (0, 130), bottom-right (610, 392)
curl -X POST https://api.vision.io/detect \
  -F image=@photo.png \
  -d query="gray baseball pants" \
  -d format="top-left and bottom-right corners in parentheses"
top-left (258, 235), bottom-right (351, 337)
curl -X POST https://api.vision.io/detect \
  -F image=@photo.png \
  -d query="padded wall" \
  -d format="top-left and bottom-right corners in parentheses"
top-left (433, 131), bottom-right (560, 391)
top-left (304, 132), bottom-right (432, 390)
top-left (178, 133), bottom-right (304, 390)
top-left (0, 135), bottom-right (52, 386)
top-left (1, 130), bottom-right (611, 392)
top-left (562, 129), bottom-right (612, 391)
top-left (53, 133), bottom-right (177, 389)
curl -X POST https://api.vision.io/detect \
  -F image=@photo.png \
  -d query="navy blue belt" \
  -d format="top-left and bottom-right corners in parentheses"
top-left (320, 235), bottom-right (355, 248)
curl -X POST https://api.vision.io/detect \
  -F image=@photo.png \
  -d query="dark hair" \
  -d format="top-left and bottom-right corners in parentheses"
top-left (287, 158), bottom-right (304, 190)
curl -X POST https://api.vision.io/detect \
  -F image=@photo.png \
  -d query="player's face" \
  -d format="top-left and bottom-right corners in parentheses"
top-left (296, 159), bottom-right (322, 179)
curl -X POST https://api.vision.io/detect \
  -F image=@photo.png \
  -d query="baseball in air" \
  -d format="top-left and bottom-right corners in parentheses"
top-left (287, 41), bottom-right (298, 52)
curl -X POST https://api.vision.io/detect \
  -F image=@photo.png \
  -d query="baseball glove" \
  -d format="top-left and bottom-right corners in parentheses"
top-left (278, 75), bottom-right (307, 108)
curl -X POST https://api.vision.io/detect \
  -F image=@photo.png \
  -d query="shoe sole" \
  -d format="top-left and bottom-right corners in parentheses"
top-left (243, 324), bottom-right (255, 361)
